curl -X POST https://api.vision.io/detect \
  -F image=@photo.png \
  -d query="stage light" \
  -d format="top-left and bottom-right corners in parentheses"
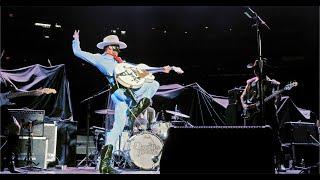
top-left (120, 30), bottom-right (126, 35)
top-left (164, 30), bottom-right (167, 34)
top-left (55, 23), bottom-right (62, 28)
top-left (34, 22), bottom-right (51, 29)
top-left (205, 26), bottom-right (208, 29)
top-left (44, 35), bottom-right (50, 39)
top-left (111, 30), bottom-right (117, 34)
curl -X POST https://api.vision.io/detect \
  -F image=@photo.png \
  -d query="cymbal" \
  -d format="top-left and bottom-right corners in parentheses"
top-left (165, 110), bottom-right (190, 119)
top-left (94, 109), bottom-right (115, 115)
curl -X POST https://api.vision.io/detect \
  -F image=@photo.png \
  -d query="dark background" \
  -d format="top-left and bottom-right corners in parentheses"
top-left (1, 6), bottom-right (318, 132)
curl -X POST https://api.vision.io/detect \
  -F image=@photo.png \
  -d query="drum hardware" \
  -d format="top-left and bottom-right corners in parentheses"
top-left (165, 110), bottom-right (190, 119)
top-left (79, 127), bottom-right (105, 168)
top-left (94, 109), bottom-right (115, 115)
top-left (150, 121), bottom-right (172, 140)
top-left (111, 131), bottom-right (132, 169)
top-left (166, 105), bottom-right (193, 128)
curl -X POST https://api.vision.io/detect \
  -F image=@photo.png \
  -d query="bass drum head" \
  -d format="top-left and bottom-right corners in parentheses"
top-left (123, 132), bottom-right (163, 170)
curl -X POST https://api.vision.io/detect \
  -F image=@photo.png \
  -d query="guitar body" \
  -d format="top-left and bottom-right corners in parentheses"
top-left (242, 81), bottom-right (298, 122)
top-left (242, 104), bottom-right (260, 121)
top-left (114, 63), bottom-right (155, 89)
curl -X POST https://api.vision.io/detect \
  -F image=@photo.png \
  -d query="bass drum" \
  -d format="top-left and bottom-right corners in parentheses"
top-left (123, 132), bottom-right (163, 170)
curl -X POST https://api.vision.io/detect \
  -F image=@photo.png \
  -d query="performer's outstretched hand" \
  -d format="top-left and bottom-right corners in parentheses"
top-left (163, 65), bottom-right (171, 73)
top-left (73, 30), bottom-right (80, 40)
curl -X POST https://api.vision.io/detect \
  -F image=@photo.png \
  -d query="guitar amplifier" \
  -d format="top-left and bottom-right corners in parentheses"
top-left (17, 136), bottom-right (48, 169)
top-left (8, 109), bottom-right (45, 137)
top-left (281, 122), bottom-right (319, 144)
top-left (43, 123), bottom-right (58, 162)
top-left (76, 135), bottom-right (95, 155)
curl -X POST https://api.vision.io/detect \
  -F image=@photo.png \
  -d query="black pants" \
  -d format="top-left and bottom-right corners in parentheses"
top-left (1, 106), bottom-right (20, 170)
top-left (248, 106), bottom-right (284, 166)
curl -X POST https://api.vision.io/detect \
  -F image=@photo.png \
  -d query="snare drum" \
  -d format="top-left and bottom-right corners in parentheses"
top-left (123, 132), bottom-right (163, 170)
top-left (151, 121), bottom-right (172, 140)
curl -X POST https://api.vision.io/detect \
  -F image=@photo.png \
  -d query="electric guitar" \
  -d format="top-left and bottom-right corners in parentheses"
top-left (242, 81), bottom-right (298, 121)
top-left (114, 63), bottom-right (184, 89)
top-left (0, 88), bottom-right (57, 106)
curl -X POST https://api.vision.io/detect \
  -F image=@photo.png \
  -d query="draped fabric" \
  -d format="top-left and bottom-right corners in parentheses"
top-left (153, 83), bottom-right (315, 126)
top-left (154, 83), bottom-right (228, 126)
top-left (1, 64), bottom-right (75, 166)
top-left (0, 64), bottom-right (73, 120)
top-left (277, 96), bottom-right (315, 125)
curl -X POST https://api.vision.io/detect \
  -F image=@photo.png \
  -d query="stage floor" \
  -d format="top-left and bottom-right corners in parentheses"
top-left (0, 166), bottom-right (159, 174)
top-left (0, 166), bottom-right (305, 174)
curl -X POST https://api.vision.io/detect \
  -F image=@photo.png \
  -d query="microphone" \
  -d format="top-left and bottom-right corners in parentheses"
top-left (152, 155), bottom-right (159, 163)
top-left (245, 6), bottom-right (271, 30)
top-left (152, 149), bottom-right (163, 163)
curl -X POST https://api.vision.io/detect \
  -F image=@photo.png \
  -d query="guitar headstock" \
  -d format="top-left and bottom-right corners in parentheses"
top-left (171, 66), bottom-right (184, 74)
top-left (284, 81), bottom-right (298, 90)
top-left (34, 88), bottom-right (57, 96)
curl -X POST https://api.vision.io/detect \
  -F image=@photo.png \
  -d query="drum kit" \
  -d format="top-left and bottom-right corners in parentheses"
top-left (91, 107), bottom-right (192, 170)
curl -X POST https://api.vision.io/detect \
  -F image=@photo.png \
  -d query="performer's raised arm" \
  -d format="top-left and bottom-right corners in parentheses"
top-left (72, 30), bottom-right (99, 66)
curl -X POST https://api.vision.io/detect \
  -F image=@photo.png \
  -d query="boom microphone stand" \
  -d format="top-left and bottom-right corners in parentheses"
top-left (244, 7), bottom-right (271, 125)
top-left (77, 86), bottom-right (111, 167)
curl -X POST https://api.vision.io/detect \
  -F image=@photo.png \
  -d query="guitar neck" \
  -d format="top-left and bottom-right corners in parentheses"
top-left (256, 89), bottom-right (284, 106)
top-left (264, 89), bottom-right (284, 102)
top-left (7, 90), bottom-right (39, 99)
top-left (144, 67), bottom-right (165, 73)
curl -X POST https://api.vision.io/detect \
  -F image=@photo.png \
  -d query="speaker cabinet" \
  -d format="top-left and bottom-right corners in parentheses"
top-left (17, 136), bottom-right (48, 169)
top-left (43, 123), bottom-right (58, 162)
top-left (76, 135), bottom-right (95, 155)
top-left (160, 126), bottom-right (274, 174)
top-left (281, 122), bottom-right (319, 144)
top-left (280, 122), bottom-right (319, 168)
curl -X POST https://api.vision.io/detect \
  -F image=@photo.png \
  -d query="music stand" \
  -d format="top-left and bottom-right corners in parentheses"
top-left (8, 108), bottom-right (45, 171)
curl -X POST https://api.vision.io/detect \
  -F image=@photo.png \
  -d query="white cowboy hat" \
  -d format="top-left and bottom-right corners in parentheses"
top-left (96, 35), bottom-right (127, 50)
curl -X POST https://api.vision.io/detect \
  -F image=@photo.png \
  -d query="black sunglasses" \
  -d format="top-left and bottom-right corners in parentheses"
top-left (109, 45), bottom-right (120, 52)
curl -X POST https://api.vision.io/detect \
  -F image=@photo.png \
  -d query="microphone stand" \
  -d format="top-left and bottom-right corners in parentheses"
top-left (244, 7), bottom-right (271, 125)
top-left (77, 86), bottom-right (111, 167)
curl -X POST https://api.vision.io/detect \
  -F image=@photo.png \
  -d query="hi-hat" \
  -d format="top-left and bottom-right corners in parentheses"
top-left (94, 109), bottom-right (115, 115)
top-left (165, 110), bottom-right (190, 118)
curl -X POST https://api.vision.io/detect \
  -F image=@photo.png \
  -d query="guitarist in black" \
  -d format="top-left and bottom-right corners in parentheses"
top-left (240, 60), bottom-right (286, 172)
top-left (0, 74), bottom-right (21, 173)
